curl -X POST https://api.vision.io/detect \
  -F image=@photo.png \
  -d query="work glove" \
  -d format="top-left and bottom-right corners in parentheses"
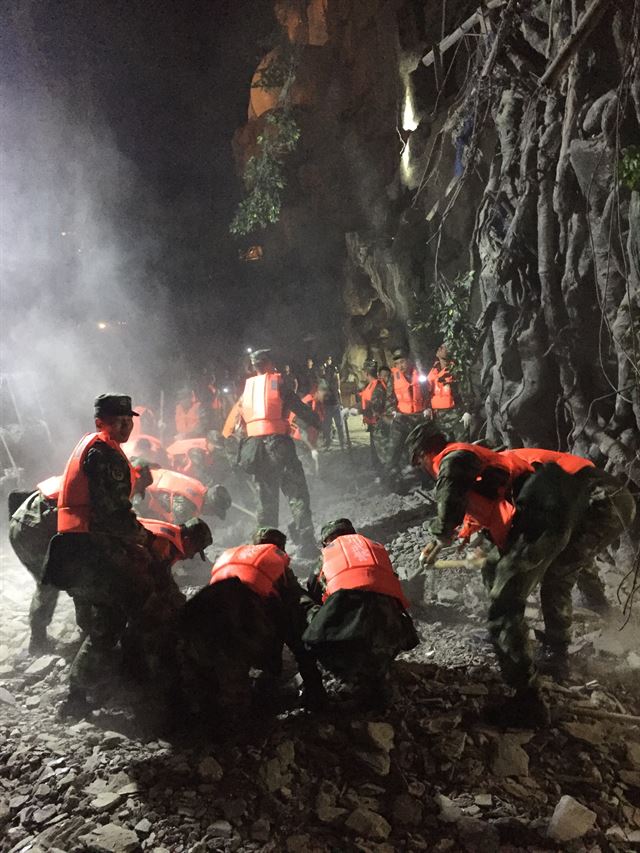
top-left (422, 409), bottom-right (433, 420)
top-left (419, 537), bottom-right (450, 567)
top-left (461, 412), bottom-right (472, 429)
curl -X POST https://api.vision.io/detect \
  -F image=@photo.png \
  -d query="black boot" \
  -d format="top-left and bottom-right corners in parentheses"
top-left (536, 639), bottom-right (570, 682)
top-left (57, 687), bottom-right (91, 720)
top-left (29, 628), bottom-right (53, 655)
top-left (484, 686), bottom-right (550, 729)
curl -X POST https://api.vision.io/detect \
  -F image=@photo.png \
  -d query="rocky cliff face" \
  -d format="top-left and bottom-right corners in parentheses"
top-left (234, 0), bottom-right (640, 485)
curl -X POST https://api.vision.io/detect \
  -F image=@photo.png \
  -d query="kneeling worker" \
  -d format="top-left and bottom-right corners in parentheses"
top-left (181, 527), bottom-right (326, 718)
top-left (303, 519), bottom-right (418, 709)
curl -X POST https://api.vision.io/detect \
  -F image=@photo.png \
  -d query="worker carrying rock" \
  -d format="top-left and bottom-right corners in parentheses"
top-left (237, 349), bottom-right (320, 560)
top-left (303, 518), bottom-right (419, 710)
top-left (385, 348), bottom-right (431, 488)
top-left (180, 527), bottom-right (326, 720)
top-left (406, 422), bottom-right (636, 728)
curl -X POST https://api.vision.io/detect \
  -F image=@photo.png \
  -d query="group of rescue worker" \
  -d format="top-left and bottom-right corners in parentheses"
top-left (6, 340), bottom-right (637, 731)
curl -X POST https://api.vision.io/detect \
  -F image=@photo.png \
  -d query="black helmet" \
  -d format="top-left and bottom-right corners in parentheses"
top-left (208, 484), bottom-right (232, 520)
top-left (405, 422), bottom-right (446, 466)
top-left (181, 517), bottom-right (213, 561)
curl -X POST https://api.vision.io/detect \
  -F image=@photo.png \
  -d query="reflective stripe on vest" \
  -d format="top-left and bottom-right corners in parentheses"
top-left (138, 517), bottom-right (185, 563)
top-left (175, 398), bottom-right (201, 435)
top-left (431, 443), bottom-right (534, 549)
top-left (391, 368), bottom-right (427, 414)
top-left (320, 534), bottom-right (409, 609)
top-left (37, 475), bottom-right (62, 502)
top-left (427, 365), bottom-right (455, 410)
top-left (504, 448), bottom-right (595, 474)
top-left (147, 468), bottom-right (207, 520)
top-left (209, 543), bottom-right (289, 598)
top-left (242, 373), bottom-right (289, 437)
top-left (57, 432), bottom-right (134, 533)
top-left (359, 379), bottom-right (380, 425)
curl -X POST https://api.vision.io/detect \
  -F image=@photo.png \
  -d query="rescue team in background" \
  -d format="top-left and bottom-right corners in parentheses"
top-left (7, 340), bottom-right (635, 730)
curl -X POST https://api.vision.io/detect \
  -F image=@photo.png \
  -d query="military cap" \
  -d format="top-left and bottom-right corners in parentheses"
top-left (405, 421), bottom-right (446, 465)
top-left (250, 348), bottom-right (272, 365)
top-left (391, 347), bottom-right (408, 361)
top-left (208, 484), bottom-right (232, 520)
top-left (253, 527), bottom-right (287, 551)
top-left (320, 518), bottom-right (356, 546)
top-left (94, 394), bottom-right (139, 419)
top-left (181, 517), bottom-right (213, 561)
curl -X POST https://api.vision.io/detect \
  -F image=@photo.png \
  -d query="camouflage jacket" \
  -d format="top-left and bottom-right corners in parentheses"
top-left (429, 449), bottom-right (483, 540)
top-left (84, 441), bottom-right (147, 544)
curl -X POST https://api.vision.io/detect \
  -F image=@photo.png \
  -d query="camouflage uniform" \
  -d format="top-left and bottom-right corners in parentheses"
top-left (302, 535), bottom-right (418, 703)
top-left (181, 557), bottom-right (323, 715)
top-left (47, 440), bottom-right (154, 697)
top-left (239, 390), bottom-right (319, 546)
top-left (429, 453), bottom-right (636, 689)
top-left (9, 490), bottom-right (60, 645)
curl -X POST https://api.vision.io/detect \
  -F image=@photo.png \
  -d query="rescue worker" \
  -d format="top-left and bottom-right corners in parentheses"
top-left (206, 372), bottom-right (225, 432)
top-left (426, 344), bottom-right (471, 441)
top-left (502, 447), bottom-right (636, 666)
top-left (320, 357), bottom-right (345, 450)
top-left (406, 423), bottom-right (636, 727)
top-left (238, 349), bottom-right (320, 559)
top-left (180, 528), bottom-right (326, 718)
top-left (358, 361), bottom-right (387, 474)
top-left (133, 464), bottom-right (231, 525)
top-left (386, 348), bottom-right (431, 485)
top-left (299, 357), bottom-right (319, 397)
top-left (303, 519), bottom-right (418, 709)
top-left (290, 385), bottom-right (325, 453)
top-left (8, 476), bottom-right (64, 653)
top-left (174, 388), bottom-right (206, 439)
top-left (44, 394), bottom-right (158, 718)
top-left (121, 433), bottom-right (167, 467)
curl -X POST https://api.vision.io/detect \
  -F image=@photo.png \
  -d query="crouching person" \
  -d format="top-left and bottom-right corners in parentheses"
top-left (303, 519), bottom-right (418, 710)
top-left (181, 528), bottom-right (326, 723)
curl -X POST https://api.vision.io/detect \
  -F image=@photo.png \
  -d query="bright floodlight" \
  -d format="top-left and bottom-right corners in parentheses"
top-left (418, 373), bottom-right (428, 382)
top-left (223, 387), bottom-right (230, 393)
top-left (246, 347), bottom-right (253, 353)
top-left (98, 322), bottom-right (107, 330)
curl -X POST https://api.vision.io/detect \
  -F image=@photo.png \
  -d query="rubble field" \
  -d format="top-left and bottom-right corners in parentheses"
top-left (1, 449), bottom-right (639, 852)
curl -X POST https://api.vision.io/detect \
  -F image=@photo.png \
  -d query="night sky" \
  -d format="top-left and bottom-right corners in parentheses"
top-left (1, 0), bottom-right (282, 388)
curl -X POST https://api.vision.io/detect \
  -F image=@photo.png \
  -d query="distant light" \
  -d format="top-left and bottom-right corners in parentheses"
top-left (222, 387), bottom-right (230, 394)
top-left (418, 373), bottom-right (428, 382)
top-left (402, 88), bottom-right (419, 132)
top-left (246, 347), bottom-right (253, 354)
top-left (98, 322), bottom-right (107, 330)
top-left (60, 231), bottom-right (67, 237)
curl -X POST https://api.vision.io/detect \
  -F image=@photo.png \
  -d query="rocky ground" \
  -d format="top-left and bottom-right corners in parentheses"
top-left (1, 444), bottom-right (640, 852)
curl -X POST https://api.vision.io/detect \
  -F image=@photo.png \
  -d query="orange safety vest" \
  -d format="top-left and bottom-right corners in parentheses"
top-left (138, 517), bottom-right (186, 564)
top-left (57, 432), bottom-right (135, 533)
top-left (427, 364), bottom-right (456, 410)
top-left (209, 543), bottom-right (289, 598)
top-left (359, 379), bottom-right (382, 425)
top-left (391, 367), bottom-right (427, 414)
top-left (37, 475), bottom-right (62, 502)
top-left (129, 406), bottom-right (156, 440)
top-left (242, 373), bottom-right (289, 437)
top-left (320, 534), bottom-right (409, 609)
top-left (208, 385), bottom-right (223, 411)
top-left (175, 397), bottom-right (202, 435)
top-left (503, 447), bottom-right (595, 474)
top-left (430, 443), bottom-right (535, 549)
top-left (145, 468), bottom-right (208, 522)
top-left (166, 438), bottom-right (210, 476)
top-left (289, 394), bottom-right (322, 446)
top-left (121, 434), bottom-right (165, 462)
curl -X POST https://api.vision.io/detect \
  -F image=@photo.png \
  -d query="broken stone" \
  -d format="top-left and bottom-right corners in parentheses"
top-left (24, 655), bottom-right (58, 681)
top-left (490, 735), bottom-right (530, 778)
top-left (626, 741), bottom-right (640, 769)
top-left (9, 795), bottom-right (29, 811)
top-left (134, 818), bottom-right (151, 835)
top-left (366, 721), bottom-right (394, 753)
top-left (79, 822), bottom-right (139, 853)
top-left (208, 820), bottom-right (233, 838)
top-left (345, 807), bottom-right (391, 840)
top-left (197, 756), bottom-right (223, 781)
top-left (474, 794), bottom-right (493, 808)
top-left (0, 687), bottom-right (18, 707)
top-left (392, 793), bottom-right (423, 826)
top-left (32, 805), bottom-right (57, 824)
top-left (456, 816), bottom-right (500, 852)
top-left (547, 795), bottom-right (597, 841)
top-left (619, 770), bottom-right (640, 788)
top-left (90, 792), bottom-right (124, 813)
top-left (100, 731), bottom-right (127, 749)
top-left (25, 696), bottom-right (40, 709)
top-left (435, 793), bottom-right (463, 823)
top-left (250, 818), bottom-right (270, 841)
top-left (437, 588), bottom-right (459, 604)
top-left (355, 749), bottom-right (391, 777)
top-left (561, 721), bottom-right (604, 747)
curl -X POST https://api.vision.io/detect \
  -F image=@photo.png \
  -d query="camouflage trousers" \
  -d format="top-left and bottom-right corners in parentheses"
top-left (386, 414), bottom-right (425, 473)
top-left (9, 518), bottom-right (59, 638)
top-left (252, 435), bottom-right (314, 542)
top-left (433, 408), bottom-right (468, 442)
top-left (482, 466), bottom-right (636, 690)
